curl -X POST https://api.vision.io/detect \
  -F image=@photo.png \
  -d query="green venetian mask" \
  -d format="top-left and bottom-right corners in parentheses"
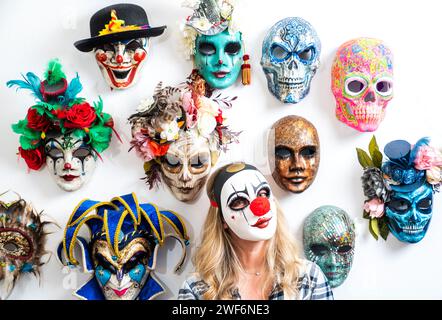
top-left (194, 29), bottom-right (243, 89)
top-left (303, 206), bottom-right (355, 288)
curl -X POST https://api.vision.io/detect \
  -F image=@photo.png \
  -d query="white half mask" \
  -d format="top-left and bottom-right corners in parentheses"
top-left (94, 38), bottom-right (150, 90)
top-left (161, 131), bottom-right (214, 202)
top-left (44, 132), bottom-right (97, 192)
top-left (220, 169), bottom-right (277, 241)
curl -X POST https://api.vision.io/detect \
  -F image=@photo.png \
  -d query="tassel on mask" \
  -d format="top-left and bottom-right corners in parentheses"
top-left (241, 54), bottom-right (251, 85)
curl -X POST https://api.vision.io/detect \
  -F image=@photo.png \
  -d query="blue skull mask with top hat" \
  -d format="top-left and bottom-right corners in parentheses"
top-left (58, 193), bottom-right (189, 300)
top-left (358, 137), bottom-right (441, 244)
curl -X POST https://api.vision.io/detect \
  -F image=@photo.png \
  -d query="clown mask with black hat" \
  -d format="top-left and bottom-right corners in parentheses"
top-left (74, 3), bottom-right (166, 90)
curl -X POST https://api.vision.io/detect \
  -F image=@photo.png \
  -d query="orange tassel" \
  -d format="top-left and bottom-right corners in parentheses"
top-left (241, 54), bottom-right (251, 85)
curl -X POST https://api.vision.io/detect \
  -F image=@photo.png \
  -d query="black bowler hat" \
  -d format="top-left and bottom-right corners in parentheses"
top-left (74, 3), bottom-right (166, 52)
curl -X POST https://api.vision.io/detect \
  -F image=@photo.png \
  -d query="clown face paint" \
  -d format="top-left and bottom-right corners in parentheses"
top-left (261, 17), bottom-right (321, 104)
top-left (220, 169), bottom-right (277, 241)
top-left (44, 132), bottom-right (97, 192)
top-left (194, 29), bottom-right (243, 89)
top-left (161, 132), bottom-right (213, 202)
top-left (303, 206), bottom-right (355, 288)
top-left (331, 38), bottom-right (394, 132)
top-left (270, 116), bottom-right (320, 193)
top-left (92, 238), bottom-right (150, 300)
top-left (385, 183), bottom-right (433, 244)
top-left (94, 38), bottom-right (149, 90)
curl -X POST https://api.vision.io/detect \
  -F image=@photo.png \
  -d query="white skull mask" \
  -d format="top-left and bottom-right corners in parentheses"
top-left (44, 132), bottom-right (97, 192)
top-left (261, 17), bottom-right (321, 104)
top-left (161, 131), bottom-right (215, 202)
top-left (94, 38), bottom-right (149, 90)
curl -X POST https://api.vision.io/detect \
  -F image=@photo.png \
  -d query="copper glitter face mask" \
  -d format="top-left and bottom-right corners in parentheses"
top-left (269, 115), bottom-right (320, 193)
top-left (0, 195), bottom-right (49, 300)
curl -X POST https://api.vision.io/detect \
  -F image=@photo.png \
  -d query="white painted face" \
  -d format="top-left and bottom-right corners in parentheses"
top-left (44, 133), bottom-right (97, 192)
top-left (161, 132), bottom-right (213, 202)
top-left (92, 239), bottom-right (150, 300)
top-left (94, 38), bottom-right (149, 90)
top-left (220, 170), bottom-right (277, 241)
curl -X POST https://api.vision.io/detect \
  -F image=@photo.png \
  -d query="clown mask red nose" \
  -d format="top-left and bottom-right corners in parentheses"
top-left (250, 197), bottom-right (270, 216)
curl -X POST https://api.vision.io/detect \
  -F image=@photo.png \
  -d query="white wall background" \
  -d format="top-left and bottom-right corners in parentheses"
top-left (1, 0), bottom-right (441, 300)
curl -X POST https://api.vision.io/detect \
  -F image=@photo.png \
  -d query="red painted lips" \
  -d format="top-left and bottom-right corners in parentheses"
top-left (251, 217), bottom-right (272, 229)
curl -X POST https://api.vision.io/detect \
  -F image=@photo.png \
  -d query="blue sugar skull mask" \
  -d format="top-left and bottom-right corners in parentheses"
top-left (358, 136), bottom-right (441, 244)
top-left (303, 205), bottom-right (355, 288)
top-left (261, 17), bottom-right (321, 104)
top-left (194, 30), bottom-right (244, 89)
top-left (385, 183), bottom-right (433, 244)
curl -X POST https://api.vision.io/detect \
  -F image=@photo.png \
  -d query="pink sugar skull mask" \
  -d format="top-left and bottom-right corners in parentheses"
top-left (331, 38), bottom-right (394, 132)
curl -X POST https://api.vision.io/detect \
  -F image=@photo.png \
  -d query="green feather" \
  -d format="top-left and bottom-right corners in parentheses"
top-left (44, 59), bottom-right (66, 85)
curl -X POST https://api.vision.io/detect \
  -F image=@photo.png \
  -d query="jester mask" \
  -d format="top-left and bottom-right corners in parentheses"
top-left (58, 193), bottom-right (189, 300)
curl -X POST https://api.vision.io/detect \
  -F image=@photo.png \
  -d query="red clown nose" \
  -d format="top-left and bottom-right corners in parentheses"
top-left (250, 197), bottom-right (271, 217)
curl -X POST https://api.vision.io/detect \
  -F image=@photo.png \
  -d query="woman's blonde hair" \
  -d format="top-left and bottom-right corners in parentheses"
top-left (193, 163), bottom-right (303, 300)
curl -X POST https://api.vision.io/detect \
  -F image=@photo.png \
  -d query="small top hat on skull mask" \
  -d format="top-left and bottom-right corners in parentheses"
top-left (269, 115), bottom-right (320, 193)
top-left (74, 3), bottom-right (166, 52)
top-left (357, 136), bottom-right (442, 243)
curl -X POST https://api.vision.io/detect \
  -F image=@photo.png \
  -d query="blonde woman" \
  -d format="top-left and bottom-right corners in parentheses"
top-left (178, 162), bottom-right (333, 300)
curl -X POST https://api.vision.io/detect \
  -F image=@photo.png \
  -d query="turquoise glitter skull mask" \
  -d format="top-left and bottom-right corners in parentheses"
top-left (303, 206), bottom-right (355, 288)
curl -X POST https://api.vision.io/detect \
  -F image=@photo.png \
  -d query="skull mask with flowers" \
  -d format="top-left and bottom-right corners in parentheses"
top-left (261, 17), bottom-right (321, 104)
top-left (358, 136), bottom-right (442, 243)
top-left (129, 73), bottom-right (240, 203)
top-left (332, 38), bottom-right (394, 132)
top-left (8, 60), bottom-right (116, 192)
top-left (0, 195), bottom-right (50, 300)
top-left (74, 4), bottom-right (167, 90)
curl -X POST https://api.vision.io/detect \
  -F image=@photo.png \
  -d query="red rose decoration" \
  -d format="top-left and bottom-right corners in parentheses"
top-left (148, 140), bottom-right (170, 157)
top-left (27, 108), bottom-right (51, 132)
top-left (19, 146), bottom-right (45, 171)
top-left (64, 102), bottom-right (97, 129)
top-left (215, 109), bottom-right (223, 125)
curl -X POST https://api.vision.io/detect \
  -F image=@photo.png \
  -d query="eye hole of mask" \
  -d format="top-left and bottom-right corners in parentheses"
top-left (310, 244), bottom-right (328, 256)
top-left (73, 148), bottom-right (92, 158)
top-left (95, 253), bottom-right (118, 274)
top-left (101, 43), bottom-right (114, 52)
top-left (387, 198), bottom-right (411, 214)
top-left (198, 42), bottom-right (216, 56)
top-left (345, 77), bottom-right (368, 96)
top-left (190, 153), bottom-right (209, 169)
top-left (417, 197), bottom-right (432, 213)
top-left (298, 47), bottom-right (314, 61)
top-left (47, 148), bottom-right (63, 159)
top-left (0, 231), bottom-right (32, 259)
top-left (337, 245), bottom-right (353, 254)
top-left (164, 154), bottom-right (181, 168)
top-left (299, 146), bottom-right (317, 159)
top-left (225, 42), bottom-right (241, 55)
top-left (4, 242), bottom-right (19, 253)
top-left (275, 146), bottom-right (292, 159)
top-left (375, 78), bottom-right (393, 96)
top-left (257, 187), bottom-right (271, 198)
top-left (229, 196), bottom-right (250, 211)
top-left (271, 45), bottom-right (289, 60)
top-left (125, 40), bottom-right (144, 52)
top-left (123, 251), bottom-right (148, 273)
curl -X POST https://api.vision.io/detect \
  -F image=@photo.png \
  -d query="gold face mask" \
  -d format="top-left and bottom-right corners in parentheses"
top-left (0, 196), bottom-right (49, 300)
top-left (269, 115), bottom-right (320, 193)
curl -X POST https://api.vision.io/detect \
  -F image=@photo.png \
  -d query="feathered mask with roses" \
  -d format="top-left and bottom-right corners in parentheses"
top-left (128, 72), bottom-right (240, 189)
top-left (7, 59), bottom-right (117, 171)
